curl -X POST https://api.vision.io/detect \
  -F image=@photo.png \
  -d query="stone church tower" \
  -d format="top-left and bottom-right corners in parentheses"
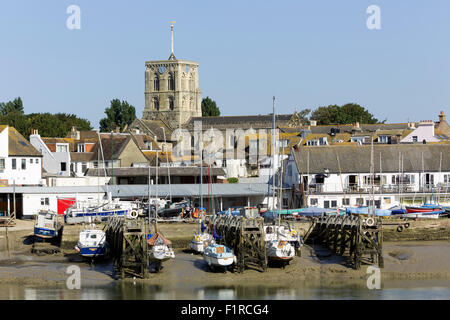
top-left (143, 22), bottom-right (202, 127)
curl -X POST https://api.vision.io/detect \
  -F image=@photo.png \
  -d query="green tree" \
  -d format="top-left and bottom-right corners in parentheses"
top-left (310, 103), bottom-right (379, 125)
top-left (0, 112), bottom-right (92, 139)
top-left (99, 99), bottom-right (136, 132)
top-left (0, 97), bottom-right (24, 115)
top-left (201, 97), bottom-right (220, 117)
top-left (288, 108), bottom-right (311, 127)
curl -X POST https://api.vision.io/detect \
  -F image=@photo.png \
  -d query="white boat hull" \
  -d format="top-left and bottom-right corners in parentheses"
top-left (203, 254), bottom-right (235, 267)
top-left (190, 233), bottom-right (214, 253)
top-left (148, 245), bottom-right (175, 262)
top-left (402, 213), bottom-right (440, 219)
top-left (266, 241), bottom-right (295, 262)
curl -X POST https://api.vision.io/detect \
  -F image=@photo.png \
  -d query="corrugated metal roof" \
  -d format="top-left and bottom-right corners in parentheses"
top-left (0, 183), bottom-right (269, 197)
top-left (293, 144), bottom-right (450, 174)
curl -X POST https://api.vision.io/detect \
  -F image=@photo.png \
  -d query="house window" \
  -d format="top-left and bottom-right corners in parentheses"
top-left (21, 159), bottom-right (26, 170)
top-left (324, 201), bottom-right (330, 208)
top-left (56, 144), bottom-right (68, 152)
top-left (342, 198), bottom-right (350, 206)
top-left (356, 198), bottom-right (364, 206)
top-left (378, 135), bottom-right (389, 143)
top-left (61, 162), bottom-right (67, 171)
top-left (169, 97), bottom-right (174, 110)
top-left (307, 140), bottom-right (318, 146)
top-left (77, 144), bottom-right (85, 153)
top-left (153, 74), bottom-right (160, 91)
top-left (40, 198), bottom-right (49, 206)
top-left (331, 200), bottom-right (337, 208)
top-left (412, 136), bottom-right (418, 142)
top-left (0, 159), bottom-right (5, 170)
top-left (82, 162), bottom-right (87, 173)
top-left (36, 158), bottom-right (39, 164)
top-left (444, 174), bottom-right (450, 183)
top-left (310, 198), bottom-right (318, 206)
top-left (29, 159), bottom-right (33, 164)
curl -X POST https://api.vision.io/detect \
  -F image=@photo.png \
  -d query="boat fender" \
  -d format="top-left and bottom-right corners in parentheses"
top-left (366, 217), bottom-right (375, 227)
top-left (195, 235), bottom-right (201, 242)
top-left (130, 210), bottom-right (138, 219)
top-left (404, 223), bottom-right (410, 229)
top-left (291, 230), bottom-right (297, 237)
top-left (397, 225), bottom-right (404, 232)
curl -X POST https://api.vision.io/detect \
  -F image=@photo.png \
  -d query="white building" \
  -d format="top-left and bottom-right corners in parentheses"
top-left (284, 144), bottom-right (450, 209)
top-left (29, 130), bottom-right (72, 177)
top-left (0, 125), bottom-right (43, 186)
top-left (400, 120), bottom-right (441, 143)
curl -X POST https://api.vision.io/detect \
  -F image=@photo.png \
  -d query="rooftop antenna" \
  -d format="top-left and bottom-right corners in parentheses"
top-left (169, 21), bottom-right (176, 59)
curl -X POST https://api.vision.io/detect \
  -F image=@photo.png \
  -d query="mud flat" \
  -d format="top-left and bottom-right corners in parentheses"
top-left (0, 218), bottom-right (449, 288)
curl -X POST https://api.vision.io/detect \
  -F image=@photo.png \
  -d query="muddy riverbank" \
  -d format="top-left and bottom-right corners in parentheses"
top-left (0, 218), bottom-right (449, 288)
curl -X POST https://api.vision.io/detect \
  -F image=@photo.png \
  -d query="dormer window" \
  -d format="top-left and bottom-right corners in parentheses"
top-left (56, 144), bottom-right (68, 153)
top-left (77, 143), bottom-right (85, 152)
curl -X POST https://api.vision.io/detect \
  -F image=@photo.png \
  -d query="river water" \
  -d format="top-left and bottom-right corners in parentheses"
top-left (1, 279), bottom-right (450, 300)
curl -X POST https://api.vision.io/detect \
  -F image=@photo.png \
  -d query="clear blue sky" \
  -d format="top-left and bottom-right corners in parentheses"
top-left (1, 0), bottom-right (449, 128)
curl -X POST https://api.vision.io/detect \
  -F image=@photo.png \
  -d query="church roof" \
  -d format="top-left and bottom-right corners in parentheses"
top-left (184, 114), bottom-right (293, 130)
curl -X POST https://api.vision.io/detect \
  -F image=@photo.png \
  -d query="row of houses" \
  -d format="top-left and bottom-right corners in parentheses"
top-left (0, 111), bottom-right (449, 217)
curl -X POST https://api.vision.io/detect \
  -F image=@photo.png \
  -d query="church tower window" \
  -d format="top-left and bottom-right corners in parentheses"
top-left (169, 97), bottom-right (174, 110)
top-left (154, 74), bottom-right (160, 91)
top-left (168, 72), bottom-right (175, 91)
top-left (153, 97), bottom-right (159, 110)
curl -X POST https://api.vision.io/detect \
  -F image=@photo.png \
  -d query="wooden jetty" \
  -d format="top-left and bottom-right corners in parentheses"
top-left (212, 215), bottom-right (267, 273)
top-left (106, 217), bottom-right (149, 279)
top-left (304, 214), bottom-right (383, 269)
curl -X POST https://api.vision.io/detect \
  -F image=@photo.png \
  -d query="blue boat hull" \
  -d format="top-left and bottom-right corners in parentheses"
top-left (34, 227), bottom-right (58, 238)
top-left (77, 245), bottom-right (108, 257)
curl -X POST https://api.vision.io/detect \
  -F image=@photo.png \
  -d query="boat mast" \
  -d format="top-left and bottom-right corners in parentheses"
top-left (278, 145), bottom-right (285, 227)
top-left (156, 150), bottom-right (159, 213)
top-left (271, 96), bottom-right (276, 213)
top-left (208, 164), bottom-right (211, 235)
top-left (370, 136), bottom-right (375, 217)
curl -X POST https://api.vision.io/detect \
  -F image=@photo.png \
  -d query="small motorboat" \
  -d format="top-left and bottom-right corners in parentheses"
top-left (34, 210), bottom-right (62, 239)
top-left (147, 232), bottom-right (175, 272)
top-left (75, 228), bottom-right (109, 258)
top-left (203, 243), bottom-right (236, 272)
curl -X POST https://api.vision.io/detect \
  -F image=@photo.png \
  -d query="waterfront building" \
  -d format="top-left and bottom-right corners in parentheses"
top-left (0, 125), bottom-right (43, 186)
top-left (284, 143), bottom-right (450, 209)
